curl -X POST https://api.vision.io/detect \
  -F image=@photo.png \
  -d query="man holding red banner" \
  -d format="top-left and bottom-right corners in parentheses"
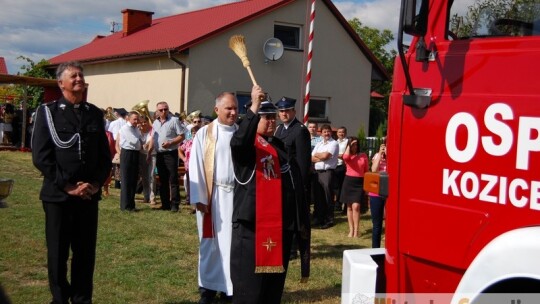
top-left (230, 85), bottom-right (310, 303)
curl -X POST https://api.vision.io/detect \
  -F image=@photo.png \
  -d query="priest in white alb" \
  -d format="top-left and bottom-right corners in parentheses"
top-left (189, 92), bottom-right (238, 304)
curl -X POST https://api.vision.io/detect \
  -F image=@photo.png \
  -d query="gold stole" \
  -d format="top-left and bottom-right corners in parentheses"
top-left (202, 122), bottom-right (215, 238)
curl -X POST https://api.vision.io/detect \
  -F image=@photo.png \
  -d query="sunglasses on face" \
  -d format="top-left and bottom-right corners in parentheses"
top-left (158, 108), bottom-right (169, 112)
top-left (193, 120), bottom-right (201, 123)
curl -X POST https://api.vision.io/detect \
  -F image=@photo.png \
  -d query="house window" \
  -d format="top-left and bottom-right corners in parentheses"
top-left (274, 24), bottom-right (301, 50)
top-left (307, 98), bottom-right (328, 121)
top-left (235, 92), bottom-right (251, 115)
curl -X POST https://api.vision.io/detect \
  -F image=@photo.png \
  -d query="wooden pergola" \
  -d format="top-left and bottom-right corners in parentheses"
top-left (0, 74), bottom-right (60, 149)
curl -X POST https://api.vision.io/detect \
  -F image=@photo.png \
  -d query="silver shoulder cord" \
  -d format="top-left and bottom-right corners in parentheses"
top-left (233, 164), bottom-right (256, 186)
top-left (233, 160), bottom-right (290, 186)
top-left (231, 133), bottom-right (256, 186)
top-left (232, 133), bottom-right (291, 186)
top-left (42, 105), bottom-right (82, 160)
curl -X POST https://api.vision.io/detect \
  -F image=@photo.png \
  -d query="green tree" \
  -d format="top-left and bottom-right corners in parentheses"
top-left (357, 123), bottom-right (367, 151)
top-left (15, 56), bottom-right (54, 109)
top-left (450, 0), bottom-right (540, 38)
top-left (375, 120), bottom-right (387, 139)
top-left (0, 86), bottom-right (18, 103)
top-left (348, 18), bottom-right (396, 136)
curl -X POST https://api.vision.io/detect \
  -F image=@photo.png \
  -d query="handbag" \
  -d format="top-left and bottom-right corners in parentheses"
top-left (112, 153), bottom-right (120, 164)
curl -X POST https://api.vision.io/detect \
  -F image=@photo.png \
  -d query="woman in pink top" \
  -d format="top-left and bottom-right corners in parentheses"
top-left (179, 125), bottom-right (200, 213)
top-left (340, 137), bottom-right (369, 238)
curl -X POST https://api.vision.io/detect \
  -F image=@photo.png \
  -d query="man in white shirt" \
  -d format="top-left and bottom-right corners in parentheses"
top-left (334, 126), bottom-right (349, 212)
top-left (189, 92), bottom-right (238, 303)
top-left (107, 108), bottom-right (127, 141)
top-left (116, 111), bottom-right (142, 211)
top-left (308, 122), bottom-right (321, 152)
top-left (311, 124), bottom-right (338, 229)
top-left (107, 108), bottom-right (128, 189)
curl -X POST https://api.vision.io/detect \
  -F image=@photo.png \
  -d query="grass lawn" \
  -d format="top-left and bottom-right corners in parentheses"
top-left (0, 151), bottom-right (381, 303)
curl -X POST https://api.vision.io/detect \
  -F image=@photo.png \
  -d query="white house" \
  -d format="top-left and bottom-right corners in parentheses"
top-left (49, 0), bottom-right (388, 133)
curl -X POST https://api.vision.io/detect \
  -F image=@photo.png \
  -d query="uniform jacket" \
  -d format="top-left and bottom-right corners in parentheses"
top-left (32, 98), bottom-right (112, 202)
top-left (275, 117), bottom-right (311, 183)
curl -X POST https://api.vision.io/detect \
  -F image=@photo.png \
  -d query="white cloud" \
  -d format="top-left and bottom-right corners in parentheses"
top-left (0, 0), bottom-right (485, 74)
top-left (0, 0), bottom-right (237, 74)
top-left (333, 0), bottom-right (403, 55)
top-left (334, 0), bottom-right (400, 34)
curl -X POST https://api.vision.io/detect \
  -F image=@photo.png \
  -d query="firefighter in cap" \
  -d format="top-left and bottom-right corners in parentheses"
top-left (274, 97), bottom-right (312, 261)
top-left (230, 86), bottom-right (310, 303)
top-left (274, 97), bottom-right (311, 186)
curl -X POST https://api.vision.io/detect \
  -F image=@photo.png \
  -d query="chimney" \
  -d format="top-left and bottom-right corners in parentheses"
top-left (121, 9), bottom-right (154, 35)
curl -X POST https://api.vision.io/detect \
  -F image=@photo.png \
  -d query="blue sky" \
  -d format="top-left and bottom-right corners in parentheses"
top-left (0, 0), bottom-right (399, 74)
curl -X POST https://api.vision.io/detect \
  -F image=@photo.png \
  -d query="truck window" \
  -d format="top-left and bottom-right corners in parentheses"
top-left (449, 0), bottom-right (540, 39)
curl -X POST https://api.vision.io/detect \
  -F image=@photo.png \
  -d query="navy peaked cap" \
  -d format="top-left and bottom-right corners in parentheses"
top-left (258, 101), bottom-right (277, 114)
top-left (275, 97), bottom-right (296, 110)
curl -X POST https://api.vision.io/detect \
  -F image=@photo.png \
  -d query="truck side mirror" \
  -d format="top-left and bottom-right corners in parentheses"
top-left (402, 0), bottom-right (428, 37)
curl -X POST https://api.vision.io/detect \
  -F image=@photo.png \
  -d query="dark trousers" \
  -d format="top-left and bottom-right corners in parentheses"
top-left (370, 195), bottom-right (386, 248)
top-left (43, 200), bottom-right (99, 304)
top-left (156, 151), bottom-right (180, 209)
top-left (314, 170), bottom-right (334, 225)
top-left (231, 221), bottom-right (293, 304)
top-left (184, 171), bottom-right (190, 204)
top-left (333, 164), bottom-right (346, 204)
top-left (309, 171), bottom-right (318, 218)
top-left (120, 149), bottom-right (139, 211)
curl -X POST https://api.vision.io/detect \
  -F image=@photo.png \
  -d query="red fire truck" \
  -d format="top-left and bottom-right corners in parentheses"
top-left (343, 0), bottom-right (540, 302)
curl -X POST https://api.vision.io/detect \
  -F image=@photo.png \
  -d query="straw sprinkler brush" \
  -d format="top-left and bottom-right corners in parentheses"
top-left (229, 35), bottom-right (259, 86)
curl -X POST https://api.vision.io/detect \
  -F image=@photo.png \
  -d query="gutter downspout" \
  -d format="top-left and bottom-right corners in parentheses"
top-left (167, 49), bottom-right (186, 114)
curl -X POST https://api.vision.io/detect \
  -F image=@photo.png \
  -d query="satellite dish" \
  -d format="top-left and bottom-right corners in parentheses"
top-left (263, 38), bottom-right (284, 62)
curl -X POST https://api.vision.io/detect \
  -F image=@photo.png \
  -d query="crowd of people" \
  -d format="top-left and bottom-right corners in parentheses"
top-left (30, 61), bottom-right (387, 304)
top-left (0, 102), bottom-right (15, 145)
top-left (308, 121), bottom-right (387, 244)
top-left (0, 101), bottom-right (35, 148)
top-left (103, 102), bottom-right (200, 212)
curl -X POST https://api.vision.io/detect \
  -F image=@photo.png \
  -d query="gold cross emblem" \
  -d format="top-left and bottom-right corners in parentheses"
top-left (262, 237), bottom-right (277, 251)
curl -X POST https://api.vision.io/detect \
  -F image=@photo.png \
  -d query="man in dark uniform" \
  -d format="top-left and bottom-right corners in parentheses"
top-left (32, 61), bottom-right (112, 304)
top-left (274, 97), bottom-right (311, 260)
top-left (274, 97), bottom-right (311, 191)
top-left (230, 86), bottom-right (310, 304)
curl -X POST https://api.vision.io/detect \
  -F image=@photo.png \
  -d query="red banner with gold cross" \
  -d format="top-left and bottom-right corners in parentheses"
top-left (254, 135), bottom-right (284, 273)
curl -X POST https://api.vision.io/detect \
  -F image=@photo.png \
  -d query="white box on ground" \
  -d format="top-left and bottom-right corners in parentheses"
top-left (341, 248), bottom-right (385, 304)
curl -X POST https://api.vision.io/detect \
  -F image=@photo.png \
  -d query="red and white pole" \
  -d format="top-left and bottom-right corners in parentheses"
top-left (303, 0), bottom-right (316, 124)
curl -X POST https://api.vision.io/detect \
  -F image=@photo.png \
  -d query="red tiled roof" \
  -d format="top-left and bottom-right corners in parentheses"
top-left (49, 0), bottom-right (388, 80)
top-left (50, 0), bottom-right (289, 64)
top-left (0, 57), bottom-right (8, 74)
